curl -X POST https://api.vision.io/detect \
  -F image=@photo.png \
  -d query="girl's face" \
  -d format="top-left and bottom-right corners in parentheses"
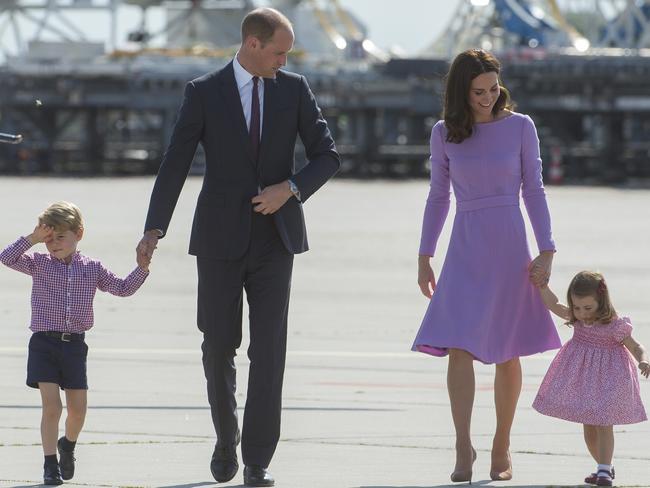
top-left (468, 71), bottom-right (500, 122)
top-left (571, 294), bottom-right (599, 324)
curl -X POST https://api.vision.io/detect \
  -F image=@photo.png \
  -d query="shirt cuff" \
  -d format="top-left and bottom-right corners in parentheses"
top-left (19, 236), bottom-right (34, 249)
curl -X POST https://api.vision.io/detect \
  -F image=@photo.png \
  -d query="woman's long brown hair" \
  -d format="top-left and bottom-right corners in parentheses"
top-left (443, 49), bottom-right (514, 144)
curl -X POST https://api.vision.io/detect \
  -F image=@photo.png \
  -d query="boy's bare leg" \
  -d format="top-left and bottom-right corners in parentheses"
top-left (63, 390), bottom-right (87, 441)
top-left (39, 383), bottom-right (62, 455)
top-left (583, 424), bottom-right (599, 462)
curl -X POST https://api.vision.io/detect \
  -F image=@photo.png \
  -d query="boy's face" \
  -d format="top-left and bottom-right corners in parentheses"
top-left (45, 228), bottom-right (83, 264)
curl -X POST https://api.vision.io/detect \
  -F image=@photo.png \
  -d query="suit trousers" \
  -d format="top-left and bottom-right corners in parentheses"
top-left (197, 211), bottom-right (294, 468)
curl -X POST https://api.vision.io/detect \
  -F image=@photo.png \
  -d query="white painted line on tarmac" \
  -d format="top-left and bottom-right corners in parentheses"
top-left (0, 346), bottom-right (557, 360)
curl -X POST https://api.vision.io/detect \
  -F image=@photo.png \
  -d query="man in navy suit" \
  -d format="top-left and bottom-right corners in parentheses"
top-left (137, 7), bottom-right (340, 486)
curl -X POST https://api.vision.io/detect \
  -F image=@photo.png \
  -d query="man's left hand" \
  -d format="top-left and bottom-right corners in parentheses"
top-left (251, 181), bottom-right (293, 215)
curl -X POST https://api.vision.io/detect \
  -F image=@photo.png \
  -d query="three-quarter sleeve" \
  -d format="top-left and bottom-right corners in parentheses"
top-left (419, 122), bottom-right (451, 256)
top-left (521, 116), bottom-right (556, 252)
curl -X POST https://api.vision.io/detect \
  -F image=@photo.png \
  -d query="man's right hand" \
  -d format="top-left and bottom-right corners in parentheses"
top-left (137, 230), bottom-right (160, 260)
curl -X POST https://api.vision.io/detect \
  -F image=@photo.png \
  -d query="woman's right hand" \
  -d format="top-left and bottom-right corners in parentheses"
top-left (418, 255), bottom-right (436, 298)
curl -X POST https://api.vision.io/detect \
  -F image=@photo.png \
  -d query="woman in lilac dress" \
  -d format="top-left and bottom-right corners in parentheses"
top-left (412, 49), bottom-right (561, 483)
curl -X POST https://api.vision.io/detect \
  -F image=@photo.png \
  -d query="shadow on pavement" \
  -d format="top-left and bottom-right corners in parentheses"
top-left (358, 483), bottom-right (588, 488)
top-left (156, 483), bottom-right (233, 488)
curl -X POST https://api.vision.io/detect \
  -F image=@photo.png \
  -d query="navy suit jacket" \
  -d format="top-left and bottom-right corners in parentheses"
top-left (144, 61), bottom-right (340, 258)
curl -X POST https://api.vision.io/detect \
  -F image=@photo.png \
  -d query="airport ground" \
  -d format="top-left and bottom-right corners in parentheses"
top-left (1, 177), bottom-right (648, 487)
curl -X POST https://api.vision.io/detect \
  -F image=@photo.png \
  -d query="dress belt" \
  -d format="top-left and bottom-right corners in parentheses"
top-left (456, 195), bottom-right (519, 212)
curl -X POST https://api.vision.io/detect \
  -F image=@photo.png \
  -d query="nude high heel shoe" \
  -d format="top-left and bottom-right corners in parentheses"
top-left (450, 447), bottom-right (476, 484)
top-left (489, 449), bottom-right (512, 481)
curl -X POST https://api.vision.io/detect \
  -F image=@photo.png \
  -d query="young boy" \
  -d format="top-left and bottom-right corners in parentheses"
top-left (0, 201), bottom-right (150, 485)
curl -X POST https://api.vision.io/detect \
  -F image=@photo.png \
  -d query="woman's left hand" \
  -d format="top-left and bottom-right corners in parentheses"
top-left (528, 251), bottom-right (554, 287)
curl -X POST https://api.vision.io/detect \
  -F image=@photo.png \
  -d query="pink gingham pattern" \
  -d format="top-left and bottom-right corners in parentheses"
top-left (1, 236), bottom-right (148, 333)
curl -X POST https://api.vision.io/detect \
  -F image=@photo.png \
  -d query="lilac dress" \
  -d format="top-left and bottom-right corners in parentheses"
top-left (533, 317), bottom-right (647, 425)
top-left (412, 113), bottom-right (561, 364)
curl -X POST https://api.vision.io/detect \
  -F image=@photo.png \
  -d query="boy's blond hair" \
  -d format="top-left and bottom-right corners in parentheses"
top-left (38, 201), bottom-right (84, 232)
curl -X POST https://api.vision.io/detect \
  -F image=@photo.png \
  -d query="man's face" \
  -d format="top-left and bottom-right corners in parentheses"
top-left (249, 27), bottom-right (294, 78)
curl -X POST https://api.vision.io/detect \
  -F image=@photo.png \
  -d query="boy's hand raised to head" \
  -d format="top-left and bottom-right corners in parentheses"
top-left (28, 224), bottom-right (53, 245)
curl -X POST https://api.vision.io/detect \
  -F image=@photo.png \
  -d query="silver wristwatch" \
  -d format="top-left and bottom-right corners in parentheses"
top-left (288, 179), bottom-right (301, 201)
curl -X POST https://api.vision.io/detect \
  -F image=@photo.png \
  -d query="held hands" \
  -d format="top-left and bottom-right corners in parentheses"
top-left (251, 181), bottom-right (293, 215)
top-left (529, 251), bottom-right (554, 287)
top-left (136, 230), bottom-right (159, 271)
top-left (417, 255), bottom-right (436, 299)
top-left (639, 361), bottom-right (650, 378)
top-left (136, 248), bottom-right (151, 272)
top-left (28, 223), bottom-right (53, 245)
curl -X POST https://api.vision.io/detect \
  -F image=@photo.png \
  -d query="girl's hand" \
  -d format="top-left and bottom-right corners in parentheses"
top-left (418, 255), bottom-right (436, 299)
top-left (639, 361), bottom-right (650, 378)
top-left (28, 224), bottom-right (53, 245)
top-left (528, 251), bottom-right (554, 287)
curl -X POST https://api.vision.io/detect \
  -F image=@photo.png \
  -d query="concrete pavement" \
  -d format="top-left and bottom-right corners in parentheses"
top-left (1, 177), bottom-right (648, 487)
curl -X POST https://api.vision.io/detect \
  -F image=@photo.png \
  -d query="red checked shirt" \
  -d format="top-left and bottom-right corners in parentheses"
top-left (0, 236), bottom-right (149, 333)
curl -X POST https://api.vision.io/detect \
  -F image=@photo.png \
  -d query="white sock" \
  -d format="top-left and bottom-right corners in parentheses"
top-left (597, 464), bottom-right (612, 479)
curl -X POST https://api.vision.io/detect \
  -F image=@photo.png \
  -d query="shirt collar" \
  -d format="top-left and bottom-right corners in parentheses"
top-left (51, 251), bottom-right (81, 265)
top-left (233, 53), bottom-right (256, 90)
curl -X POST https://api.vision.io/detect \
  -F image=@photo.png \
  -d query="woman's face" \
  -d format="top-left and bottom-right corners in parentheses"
top-left (468, 71), bottom-right (500, 121)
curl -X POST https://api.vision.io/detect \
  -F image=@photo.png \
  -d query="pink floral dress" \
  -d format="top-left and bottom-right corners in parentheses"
top-left (533, 316), bottom-right (647, 425)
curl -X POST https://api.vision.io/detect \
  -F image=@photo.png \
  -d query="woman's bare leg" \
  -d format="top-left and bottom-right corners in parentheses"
top-left (491, 357), bottom-right (521, 478)
top-left (447, 348), bottom-right (476, 475)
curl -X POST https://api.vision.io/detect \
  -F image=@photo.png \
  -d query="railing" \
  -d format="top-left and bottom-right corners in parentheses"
top-left (0, 132), bottom-right (23, 144)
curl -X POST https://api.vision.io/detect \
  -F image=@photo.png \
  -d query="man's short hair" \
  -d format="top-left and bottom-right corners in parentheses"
top-left (241, 7), bottom-right (292, 45)
top-left (39, 201), bottom-right (84, 232)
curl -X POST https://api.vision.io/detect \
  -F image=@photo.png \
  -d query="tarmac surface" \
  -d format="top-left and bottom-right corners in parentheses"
top-left (0, 177), bottom-right (648, 488)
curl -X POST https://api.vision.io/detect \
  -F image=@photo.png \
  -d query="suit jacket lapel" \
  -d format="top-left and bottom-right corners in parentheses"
top-left (218, 62), bottom-right (256, 168)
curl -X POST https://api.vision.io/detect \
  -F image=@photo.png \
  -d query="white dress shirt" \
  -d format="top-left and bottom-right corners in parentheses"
top-left (233, 54), bottom-right (264, 138)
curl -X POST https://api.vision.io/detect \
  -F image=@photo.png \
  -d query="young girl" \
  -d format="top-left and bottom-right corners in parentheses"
top-left (0, 202), bottom-right (150, 485)
top-left (533, 271), bottom-right (648, 487)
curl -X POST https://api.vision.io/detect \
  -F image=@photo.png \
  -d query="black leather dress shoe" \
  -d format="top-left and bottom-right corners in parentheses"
top-left (244, 465), bottom-right (275, 487)
top-left (210, 430), bottom-right (241, 483)
top-left (43, 463), bottom-right (63, 486)
top-left (57, 436), bottom-right (76, 480)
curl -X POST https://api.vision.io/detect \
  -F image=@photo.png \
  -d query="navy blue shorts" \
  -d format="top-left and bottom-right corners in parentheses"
top-left (27, 332), bottom-right (88, 390)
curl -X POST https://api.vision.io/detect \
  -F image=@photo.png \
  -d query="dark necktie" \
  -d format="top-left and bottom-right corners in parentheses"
top-left (250, 76), bottom-right (260, 163)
